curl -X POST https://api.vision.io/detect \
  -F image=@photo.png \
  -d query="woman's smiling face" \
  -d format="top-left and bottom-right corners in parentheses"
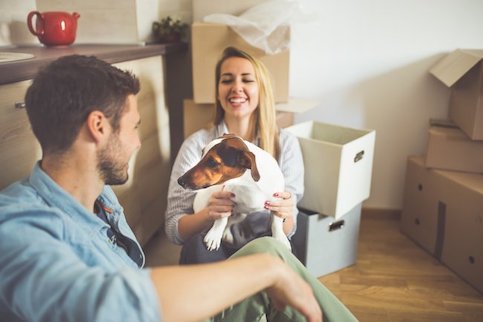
top-left (217, 56), bottom-right (259, 122)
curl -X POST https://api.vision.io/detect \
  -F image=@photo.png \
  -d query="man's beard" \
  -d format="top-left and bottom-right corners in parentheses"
top-left (97, 134), bottom-right (129, 186)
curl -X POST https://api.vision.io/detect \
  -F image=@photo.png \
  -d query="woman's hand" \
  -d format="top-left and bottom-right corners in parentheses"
top-left (204, 187), bottom-right (236, 221)
top-left (264, 191), bottom-right (294, 221)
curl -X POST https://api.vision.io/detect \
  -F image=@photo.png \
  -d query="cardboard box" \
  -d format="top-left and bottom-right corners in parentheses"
top-left (400, 156), bottom-right (446, 256)
top-left (401, 155), bottom-right (483, 293)
top-left (292, 204), bottom-right (362, 277)
top-left (440, 170), bottom-right (483, 294)
top-left (286, 121), bottom-right (376, 218)
top-left (425, 126), bottom-right (483, 173)
top-left (183, 100), bottom-right (216, 138)
top-left (182, 99), bottom-right (317, 138)
top-left (430, 49), bottom-right (483, 140)
top-left (191, 22), bottom-right (290, 104)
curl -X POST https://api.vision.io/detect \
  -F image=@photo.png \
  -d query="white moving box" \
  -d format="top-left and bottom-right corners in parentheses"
top-left (292, 204), bottom-right (362, 277)
top-left (286, 121), bottom-right (376, 218)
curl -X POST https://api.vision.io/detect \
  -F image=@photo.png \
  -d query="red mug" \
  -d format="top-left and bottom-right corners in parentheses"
top-left (27, 11), bottom-right (80, 47)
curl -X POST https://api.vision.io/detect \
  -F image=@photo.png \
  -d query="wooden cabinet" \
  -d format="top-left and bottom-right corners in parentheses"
top-left (112, 56), bottom-right (171, 246)
top-left (0, 80), bottom-right (41, 191)
top-left (0, 55), bottom-right (171, 246)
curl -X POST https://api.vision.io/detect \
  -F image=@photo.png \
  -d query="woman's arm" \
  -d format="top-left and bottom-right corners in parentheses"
top-left (268, 131), bottom-right (305, 235)
top-left (150, 253), bottom-right (322, 322)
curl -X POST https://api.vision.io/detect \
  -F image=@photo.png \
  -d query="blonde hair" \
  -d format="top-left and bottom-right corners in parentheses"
top-left (214, 47), bottom-right (280, 160)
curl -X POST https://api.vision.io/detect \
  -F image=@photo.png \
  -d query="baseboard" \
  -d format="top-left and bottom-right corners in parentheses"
top-left (362, 207), bottom-right (401, 220)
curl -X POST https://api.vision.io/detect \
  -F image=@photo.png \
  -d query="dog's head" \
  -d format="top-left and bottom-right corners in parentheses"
top-left (178, 134), bottom-right (260, 190)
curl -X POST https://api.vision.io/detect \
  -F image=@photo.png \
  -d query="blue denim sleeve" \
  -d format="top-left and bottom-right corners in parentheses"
top-left (0, 211), bottom-right (162, 322)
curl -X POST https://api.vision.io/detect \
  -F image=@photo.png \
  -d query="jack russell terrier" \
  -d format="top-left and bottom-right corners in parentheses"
top-left (177, 134), bottom-right (291, 251)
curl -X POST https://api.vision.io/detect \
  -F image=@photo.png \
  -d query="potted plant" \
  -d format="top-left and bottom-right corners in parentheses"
top-left (152, 16), bottom-right (188, 43)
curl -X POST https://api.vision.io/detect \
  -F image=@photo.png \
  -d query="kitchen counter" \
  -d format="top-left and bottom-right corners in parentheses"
top-left (0, 41), bottom-right (192, 163)
top-left (0, 42), bottom-right (187, 85)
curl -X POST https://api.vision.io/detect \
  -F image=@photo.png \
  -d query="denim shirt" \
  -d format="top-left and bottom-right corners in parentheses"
top-left (0, 163), bottom-right (161, 322)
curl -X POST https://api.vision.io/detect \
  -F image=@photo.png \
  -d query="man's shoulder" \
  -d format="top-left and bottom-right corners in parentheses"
top-left (0, 179), bottom-right (41, 206)
top-left (0, 180), bottom-right (63, 230)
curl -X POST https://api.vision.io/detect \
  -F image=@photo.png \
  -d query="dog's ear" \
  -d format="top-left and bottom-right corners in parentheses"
top-left (239, 151), bottom-right (260, 181)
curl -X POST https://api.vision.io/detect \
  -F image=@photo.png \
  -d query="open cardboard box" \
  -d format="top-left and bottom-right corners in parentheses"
top-left (286, 121), bottom-right (376, 218)
top-left (430, 49), bottom-right (483, 140)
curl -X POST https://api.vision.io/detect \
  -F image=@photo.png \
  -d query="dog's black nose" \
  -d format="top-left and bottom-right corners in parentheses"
top-left (177, 177), bottom-right (186, 188)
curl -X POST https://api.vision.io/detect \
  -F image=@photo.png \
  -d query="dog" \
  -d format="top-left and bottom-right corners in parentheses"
top-left (177, 134), bottom-right (291, 251)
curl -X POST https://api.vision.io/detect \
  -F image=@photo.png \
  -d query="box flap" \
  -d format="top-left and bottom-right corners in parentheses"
top-left (430, 49), bottom-right (483, 87)
top-left (275, 98), bottom-right (318, 113)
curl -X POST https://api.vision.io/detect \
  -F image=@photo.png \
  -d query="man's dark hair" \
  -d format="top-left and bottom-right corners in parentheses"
top-left (25, 55), bottom-right (140, 154)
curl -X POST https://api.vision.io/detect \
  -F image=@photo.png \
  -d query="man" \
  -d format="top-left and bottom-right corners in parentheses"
top-left (0, 55), bottom-right (356, 322)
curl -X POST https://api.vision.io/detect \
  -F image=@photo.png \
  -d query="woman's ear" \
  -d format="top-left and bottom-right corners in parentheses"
top-left (86, 110), bottom-right (109, 143)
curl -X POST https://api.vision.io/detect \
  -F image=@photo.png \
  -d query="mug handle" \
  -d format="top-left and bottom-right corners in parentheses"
top-left (27, 11), bottom-right (43, 36)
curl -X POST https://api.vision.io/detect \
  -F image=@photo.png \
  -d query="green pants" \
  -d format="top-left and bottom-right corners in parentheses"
top-left (206, 237), bottom-right (358, 322)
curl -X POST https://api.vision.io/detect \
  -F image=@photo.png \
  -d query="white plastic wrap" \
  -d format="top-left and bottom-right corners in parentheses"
top-left (203, 0), bottom-right (312, 54)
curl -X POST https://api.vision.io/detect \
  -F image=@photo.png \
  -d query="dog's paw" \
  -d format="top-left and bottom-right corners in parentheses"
top-left (204, 229), bottom-right (223, 251)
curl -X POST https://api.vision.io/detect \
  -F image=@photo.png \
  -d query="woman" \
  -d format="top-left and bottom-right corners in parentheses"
top-left (165, 46), bottom-right (304, 264)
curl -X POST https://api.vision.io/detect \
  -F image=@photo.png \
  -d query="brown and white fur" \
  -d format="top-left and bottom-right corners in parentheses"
top-left (177, 134), bottom-right (291, 251)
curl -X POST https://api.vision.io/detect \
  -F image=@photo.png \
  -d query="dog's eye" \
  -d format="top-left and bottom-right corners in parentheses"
top-left (206, 157), bottom-right (219, 169)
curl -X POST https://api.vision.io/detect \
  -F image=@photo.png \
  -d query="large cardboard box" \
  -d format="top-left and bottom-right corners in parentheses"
top-left (425, 126), bottom-right (483, 173)
top-left (440, 170), bottom-right (483, 294)
top-left (401, 155), bottom-right (483, 293)
top-left (286, 121), bottom-right (376, 218)
top-left (191, 22), bottom-right (290, 104)
top-left (182, 98), bottom-right (317, 138)
top-left (400, 156), bottom-right (446, 256)
top-left (183, 100), bottom-right (215, 138)
top-left (430, 49), bottom-right (483, 140)
top-left (292, 204), bottom-right (362, 277)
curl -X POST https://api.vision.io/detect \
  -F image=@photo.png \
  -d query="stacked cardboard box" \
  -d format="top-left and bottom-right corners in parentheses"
top-left (188, 3), bottom-right (322, 136)
top-left (401, 49), bottom-right (483, 293)
top-left (286, 121), bottom-right (376, 277)
top-left (191, 22), bottom-right (290, 104)
top-left (187, 19), bottom-right (301, 136)
top-left (183, 99), bottom-right (298, 138)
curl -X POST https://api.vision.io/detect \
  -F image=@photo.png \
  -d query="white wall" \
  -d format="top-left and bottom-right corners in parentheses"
top-left (288, 0), bottom-right (483, 209)
top-left (0, 0), bottom-right (37, 46)
top-left (189, 0), bottom-right (483, 210)
top-left (3, 0), bottom-right (482, 210)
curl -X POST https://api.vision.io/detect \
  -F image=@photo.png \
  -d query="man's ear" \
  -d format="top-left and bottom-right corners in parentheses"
top-left (86, 110), bottom-right (109, 143)
top-left (239, 151), bottom-right (260, 181)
